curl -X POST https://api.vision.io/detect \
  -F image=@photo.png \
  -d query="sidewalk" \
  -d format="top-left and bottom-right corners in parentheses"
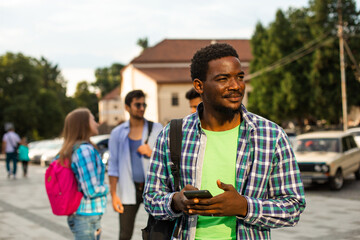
top-left (1, 162), bottom-right (360, 240)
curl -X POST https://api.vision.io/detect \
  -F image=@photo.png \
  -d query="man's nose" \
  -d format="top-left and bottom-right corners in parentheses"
top-left (228, 77), bottom-right (241, 90)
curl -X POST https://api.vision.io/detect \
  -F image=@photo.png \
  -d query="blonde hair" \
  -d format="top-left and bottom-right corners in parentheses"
top-left (58, 108), bottom-right (96, 165)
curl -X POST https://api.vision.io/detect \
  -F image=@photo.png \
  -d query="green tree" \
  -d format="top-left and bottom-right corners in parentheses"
top-left (0, 52), bottom-right (77, 140)
top-left (36, 56), bottom-right (66, 92)
top-left (137, 37), bottom-right (149, 50)
top-left (93, 63), bottom-right (124, 97)
top-left (307, 0), bottom-right (360, 123)
top-left (36, 89), bottom-right (65, 138)
top-left (74, 81), bottom-right (99, 119)
top-left (249, 10), bottom-right (311, 123)
top-left (248, 0), bottom-right (360, 126)
top-left (0, 53), bottom-right (42, 138)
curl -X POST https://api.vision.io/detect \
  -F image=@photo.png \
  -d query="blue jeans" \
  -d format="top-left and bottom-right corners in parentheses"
top-left (67, 214), bottom-right (102, 240)
top-left (6, 152), bottom-right (17, 175)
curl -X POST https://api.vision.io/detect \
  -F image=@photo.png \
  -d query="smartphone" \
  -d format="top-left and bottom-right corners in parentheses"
top-left (184, 190), bottom-right (213, 199)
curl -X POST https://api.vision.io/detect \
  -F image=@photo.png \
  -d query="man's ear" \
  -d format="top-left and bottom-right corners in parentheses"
top-left (193, 79), bottom-right (203, 94)
top-left (125, 104), bottom-right (130, 113)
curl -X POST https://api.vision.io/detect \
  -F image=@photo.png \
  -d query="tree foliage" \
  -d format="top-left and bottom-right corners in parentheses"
top-left (74, 81), bottom-right (99, 120)
top-left (0, 52), bottom-right (77, 140)
top-left (93, 63), bottom-right (124, 97)
top-left (137, 37), bottom-right (149, 50)
top-left (248, 0), bottom-right (360, 126)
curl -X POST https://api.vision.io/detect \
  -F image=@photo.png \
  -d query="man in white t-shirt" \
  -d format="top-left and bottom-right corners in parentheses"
top-left (2, 124), bottom-right (20, 178)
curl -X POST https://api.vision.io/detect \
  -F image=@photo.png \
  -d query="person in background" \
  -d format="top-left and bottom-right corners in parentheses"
top-left (143, 43), bottom-right (306, 239)
top-left (2, 123), bottom-right (20, 179)
top-left (18, 137), bottom-right (30, 177)
top-left (108, 90), bottom-right (163, 240)
top-left (58, 108), bottom-right (108, 240)
top-left (185, 88), bottom-right (202, 114)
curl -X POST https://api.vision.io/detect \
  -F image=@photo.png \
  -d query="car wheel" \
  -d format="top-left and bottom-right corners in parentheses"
top-left (355, 166), bottom-right (360, 180)
top-left (330, 169), bottom-right (344, 191)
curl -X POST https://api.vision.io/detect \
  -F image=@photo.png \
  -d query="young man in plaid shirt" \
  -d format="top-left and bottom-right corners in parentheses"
top-left (143, 43), bottom-right (306, 239)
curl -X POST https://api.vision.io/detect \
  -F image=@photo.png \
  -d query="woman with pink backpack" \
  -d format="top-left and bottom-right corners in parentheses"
top-left (57, 108), bottom-right (109, 240)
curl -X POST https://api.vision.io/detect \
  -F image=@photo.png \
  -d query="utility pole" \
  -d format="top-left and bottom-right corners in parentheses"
top-left (338, 0), bottom-right (348, 131)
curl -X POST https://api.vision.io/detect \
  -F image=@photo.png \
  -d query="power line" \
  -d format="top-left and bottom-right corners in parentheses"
top-left (244, 33), bottom-right (335, 81)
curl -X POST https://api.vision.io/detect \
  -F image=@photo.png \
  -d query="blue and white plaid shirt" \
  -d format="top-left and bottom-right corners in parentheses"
top-left (143, 104), bottom-right (306, 239)
top-left (71, 143), bottom-right (109, 215)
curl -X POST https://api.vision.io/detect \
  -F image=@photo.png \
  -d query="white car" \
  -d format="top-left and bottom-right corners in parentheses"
top-left (295, 131), bottom-right (360, 190)
top-left (347, 127), bottom-right (360, 147)
top-left (39, 139), bottom-right (63, 167)
top-left (90, 134), bottom-right (110, 167)
top-left (29, 139), bottom-right (59, 164)
top-left (29, 135), bottom-right (110, 167)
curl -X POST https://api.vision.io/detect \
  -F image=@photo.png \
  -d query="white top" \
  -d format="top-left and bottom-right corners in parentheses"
top-left (2, 131), bottom-right (20, 153)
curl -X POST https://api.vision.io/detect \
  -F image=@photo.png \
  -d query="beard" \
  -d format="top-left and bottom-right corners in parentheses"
top-left (130, 112), bottom-right (144, 120)
top-left (213, 102), bottom-right (241, 120)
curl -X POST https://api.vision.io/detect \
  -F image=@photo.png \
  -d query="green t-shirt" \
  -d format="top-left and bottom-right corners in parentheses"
top-left (195, 123), bottom-right (241, 240)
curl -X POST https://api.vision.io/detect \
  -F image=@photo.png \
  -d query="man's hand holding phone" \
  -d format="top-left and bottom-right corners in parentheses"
top-left (172, 180), bottom-right (248, 217)
top-left (184, 190), bottom-right (213, 199)
top-left (171, 186), bottom-right (214, 215)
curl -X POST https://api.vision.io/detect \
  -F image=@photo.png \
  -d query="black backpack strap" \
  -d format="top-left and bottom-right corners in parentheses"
top-left (170, 119), bottom-right (182, 191)
top-left (145, 121), bottom-right (154, 144)
top-left (141, 119), bottom-right (183, 240)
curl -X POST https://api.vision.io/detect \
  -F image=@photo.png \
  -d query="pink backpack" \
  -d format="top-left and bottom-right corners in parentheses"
top-left (45, 158), bottom-right (83, 216)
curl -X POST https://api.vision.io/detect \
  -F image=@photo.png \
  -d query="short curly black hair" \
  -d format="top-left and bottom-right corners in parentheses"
top-left (190, 43), bottom-right (239, 82)
top-left (125, 90), bottom-right (145, 106)
top-left (185, 88), bottom-right (200, 100)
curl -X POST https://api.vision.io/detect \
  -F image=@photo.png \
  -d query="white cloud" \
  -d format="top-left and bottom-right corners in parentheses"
top-left (3, 0), bottom-right (340, 95)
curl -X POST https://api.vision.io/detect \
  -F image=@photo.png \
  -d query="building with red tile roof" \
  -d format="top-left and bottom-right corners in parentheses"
top-left (119, 39), bottom-right (253, 125)
top-left (98, 86), bottom-right (124, 127)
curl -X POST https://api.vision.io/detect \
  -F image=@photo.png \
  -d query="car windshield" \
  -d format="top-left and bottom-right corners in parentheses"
top-left (295, 138), bottom-right (340, 153)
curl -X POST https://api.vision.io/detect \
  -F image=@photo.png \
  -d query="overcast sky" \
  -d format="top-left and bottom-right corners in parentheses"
top-left (2, 0), bottom-right (355, 96)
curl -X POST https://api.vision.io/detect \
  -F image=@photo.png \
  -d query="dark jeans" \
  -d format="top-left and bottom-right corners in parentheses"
top-left (21, 161), bottom-right (29, 176)
top-left (119, 182), bottom-right (144, 240)
top-left (6, 152), bottom-right (17, 175)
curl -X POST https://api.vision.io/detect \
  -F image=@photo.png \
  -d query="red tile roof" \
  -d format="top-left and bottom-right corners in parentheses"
top-left (137, 66), bottom-right (251, 84)
top-left (101, 86), bottom-right (120, 100)
top-left (131, 39), bottom-right (252, 63)
top-left (126, 39), bottom-right (252, 84)
top-left (137, 68), bottom-right (191, 83)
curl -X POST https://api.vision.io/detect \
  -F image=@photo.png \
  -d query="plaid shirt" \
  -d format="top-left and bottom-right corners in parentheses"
top-left (71, 143), bottom-right (109, 215)
top-left (143, 104), bottom-right (306, 239)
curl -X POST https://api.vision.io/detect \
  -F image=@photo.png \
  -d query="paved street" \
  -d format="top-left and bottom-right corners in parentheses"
top-left (1, 161), bottom-right (360, 240)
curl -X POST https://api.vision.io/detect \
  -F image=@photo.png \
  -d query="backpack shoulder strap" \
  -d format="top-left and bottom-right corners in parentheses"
top-left (145, 121), bottom-right (154, 144)
top-left (170, 119), bottom-right (182, 191)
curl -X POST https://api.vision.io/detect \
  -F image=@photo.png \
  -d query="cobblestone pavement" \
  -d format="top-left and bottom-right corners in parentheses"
top-left (1, 161), bottom-right (360, 240)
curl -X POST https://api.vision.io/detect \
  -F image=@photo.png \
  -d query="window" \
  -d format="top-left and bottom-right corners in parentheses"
top-left (348, 136), bottom-right (357, 149)
top-left (342, 137), bottom-right (351, 152)
top-left (171, 93), bottom-right (179, 106)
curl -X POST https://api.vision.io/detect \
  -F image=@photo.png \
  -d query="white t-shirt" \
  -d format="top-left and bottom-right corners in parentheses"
top-left (2, 131), bottom-right (20, 153)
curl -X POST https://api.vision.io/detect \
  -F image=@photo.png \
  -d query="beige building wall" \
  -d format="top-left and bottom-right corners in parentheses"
top-left (121, 66), bottom-right (159, 122)
top-left (158, 83), bottom-right (194, 125)
top-left (157, 82), bottom-right (252, 126)
top-left (99, 99), bottom-right (124, 126)
top-left (121, 66), bottom-right (253, 126)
